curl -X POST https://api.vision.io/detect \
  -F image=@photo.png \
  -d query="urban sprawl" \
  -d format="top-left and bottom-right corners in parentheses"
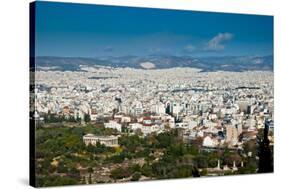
top-left (33, 66), bottom-right (274, 185)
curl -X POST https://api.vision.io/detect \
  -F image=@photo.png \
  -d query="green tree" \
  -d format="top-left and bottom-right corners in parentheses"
top-left (110, 167), bottom-right (131, 180)
top-left (88, 167), bottom-right (94, 184)
top-left (131, 172), bottom-right (141, 181)
top-left (141, 163), bottom-right (153, 177)
top-left (84, 113), bottom-right (91, 123)
top-left (257, 122), bottom-right (273, 173)
top-left (57, 161), bottom-right (68, 173)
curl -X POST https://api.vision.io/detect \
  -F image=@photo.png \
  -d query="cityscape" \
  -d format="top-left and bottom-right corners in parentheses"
top-left (33, 65), bottom-right (274, 186)
top-left (31, 1), bottom-right (274, 187)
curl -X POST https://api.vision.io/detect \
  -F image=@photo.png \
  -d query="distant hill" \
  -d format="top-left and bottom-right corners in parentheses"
top-left (35, 54), bottom-right (273, 72)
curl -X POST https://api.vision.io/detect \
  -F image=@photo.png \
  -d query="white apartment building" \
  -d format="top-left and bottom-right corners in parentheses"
top-left (104, 120), bottom-right (122, 132)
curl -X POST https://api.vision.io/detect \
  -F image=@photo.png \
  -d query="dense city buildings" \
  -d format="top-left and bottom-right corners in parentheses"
top-left (34, 65), bottom-right (274, 186)
top-left (35, 66), bottom-right (274, 149)
top-left (33, 64), bottom-right (275, 188)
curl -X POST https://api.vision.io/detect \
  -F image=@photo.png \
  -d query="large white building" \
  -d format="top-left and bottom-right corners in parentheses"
top-left (155, 103), bottom-right (166, 115)
top-left (104, 120), bottom-right (122, 132)
top-left (83, 134), bottom-right (119, 147)
top-left (129, 123), bottom-right (143, 131)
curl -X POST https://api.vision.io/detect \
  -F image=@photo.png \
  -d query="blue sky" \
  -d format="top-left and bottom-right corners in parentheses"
top-left (34, 1), bottom-right (273, 57)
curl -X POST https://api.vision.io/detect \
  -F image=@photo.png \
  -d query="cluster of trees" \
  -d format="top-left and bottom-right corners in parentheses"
top-left (35, 124), bottom-right (119, 186)
top-left (36, 175), bottom-right (78, 187)
top-left (43, 112), bottom-right (92, 123)
top-left (257, 124), bottom-right (273, 173)
top-left (109, 130), bottom-right (258, 180)
top-left (36, 123), bottom-right (262, 186)
top-left (110, 164), bottom-right (142, 181)
top-left (44, 113), bottom-right (79, 123)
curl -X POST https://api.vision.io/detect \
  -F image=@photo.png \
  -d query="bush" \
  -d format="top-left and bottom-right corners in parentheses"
top-left (141, 163), bottom-right (153, 177)
top-left (131, 172), bottom-right (141, 181)
top-left (110, 167), bottom-right (131, 180)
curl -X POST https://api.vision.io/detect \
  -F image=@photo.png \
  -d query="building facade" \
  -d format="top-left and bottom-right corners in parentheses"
top-left (83, 134), bottom-right (119, 147)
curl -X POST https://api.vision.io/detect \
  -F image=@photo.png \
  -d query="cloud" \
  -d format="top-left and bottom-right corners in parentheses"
top-left (205, 33), bottom-right (233, 51)
top-left (184, 45), bottom-right (196, 52)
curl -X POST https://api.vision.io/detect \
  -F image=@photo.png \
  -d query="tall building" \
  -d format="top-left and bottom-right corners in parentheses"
top-left (226, 124), bottom-right (238, 146)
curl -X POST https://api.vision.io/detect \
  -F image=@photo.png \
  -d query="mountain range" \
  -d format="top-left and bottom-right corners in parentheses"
top-left (35, 55), bottom-right (273, 72)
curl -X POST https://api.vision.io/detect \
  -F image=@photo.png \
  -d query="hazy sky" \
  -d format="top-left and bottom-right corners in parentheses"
top-left (34, 1), bottom-right (273, 57)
